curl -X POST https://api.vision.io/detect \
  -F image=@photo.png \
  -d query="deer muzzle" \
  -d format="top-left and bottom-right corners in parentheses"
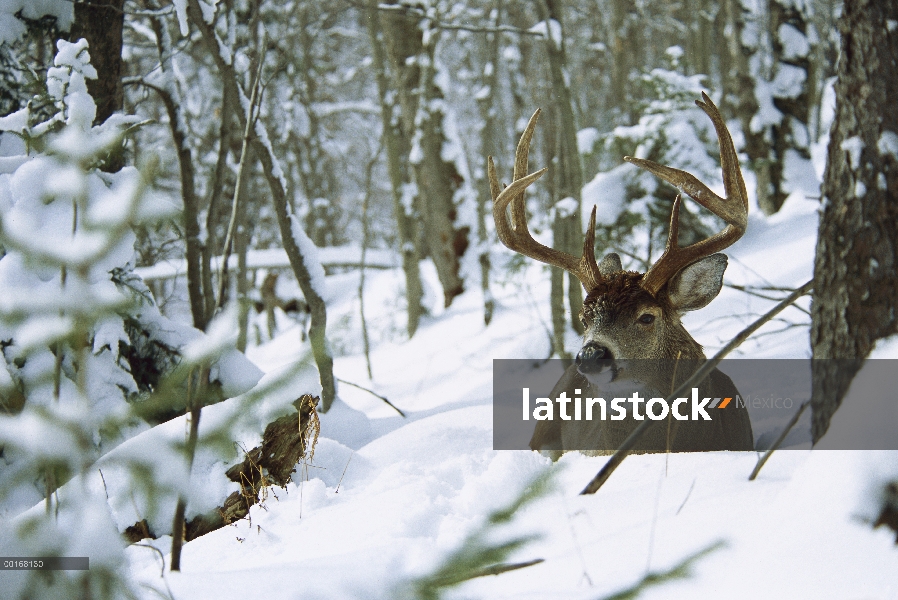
top-left (576, 342), bottom-right (613, 374)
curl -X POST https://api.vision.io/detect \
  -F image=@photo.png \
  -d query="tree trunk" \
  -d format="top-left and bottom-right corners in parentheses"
top-left (69, 0), bottom-right (124, 125)
top-left (810, 0), bottom-right (898, 442)
top-left (69, 0), bottom-right (125, 172)
top-left (727, 0), bottom-right (775, 214)
top-left (235, 205), bottom-right (250, 354)
top-left (379, 5), bottom-right (468, 308)
top-left (474, 0), bottom-right (504, 327)
top-left (540, 0), bottom-right (585, 359)
top-left (365, 0), bottom-right (424, 337)
top-left (147, 17), bottom-right (207, 332)
top-left (609, 0), bottom-right (634, 120)
top-left (295, 4), bottom-right (339, 247)
top-left (411, 24), bottom-right (467, 307)
top-left (765, 0), bottom-right (815, 213)
top-left (203, 76), bottom-right (237, 323)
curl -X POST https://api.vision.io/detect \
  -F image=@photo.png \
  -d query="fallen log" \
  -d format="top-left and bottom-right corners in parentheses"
top-left (124, 394), bottom-right (320, 543)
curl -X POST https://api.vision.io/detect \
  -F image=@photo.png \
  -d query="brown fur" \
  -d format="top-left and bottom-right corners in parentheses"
top-left (531, 267), bottom-right (754, 455)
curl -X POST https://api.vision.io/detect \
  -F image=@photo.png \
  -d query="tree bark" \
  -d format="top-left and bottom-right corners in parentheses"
top-left (765, 0), bottom-right (815, 214)
top-left (540, 0), bottom-right (585, 358)
top-left (609, 0), bottom-right (634, 120)
top-left (810, 0), bottom-right (898, 442)
top-left (380, 5), bottom-right (467, 308)
top-left (69, 0), bottom-right (124, 125)
top-left (411, 24), bottom-right (467, 307)
top-left (145, 17), bottom-right (207, 332)
top-left (365, 0), bottom-right (425, 337)
top-left (68, 0), bottom-right (125, 172)
top-left (474, 0), bottom-right (503, 327)
top-left (727, 0), bottom-right (775, 214)
top-left (295, 4), bottom-right (339, 247)
top-left (203, 76), bottom-right (237, 323)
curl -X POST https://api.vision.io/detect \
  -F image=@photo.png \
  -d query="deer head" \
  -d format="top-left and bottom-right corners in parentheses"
top-left (488, 93), bottom-right (748, 382)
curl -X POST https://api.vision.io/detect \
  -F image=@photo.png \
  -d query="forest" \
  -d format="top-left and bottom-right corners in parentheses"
top-left (0, 0), bottom-right (896, 598)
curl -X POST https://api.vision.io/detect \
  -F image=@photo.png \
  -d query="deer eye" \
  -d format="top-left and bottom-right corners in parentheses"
top-left (638, 313), bottom-right (655, 325)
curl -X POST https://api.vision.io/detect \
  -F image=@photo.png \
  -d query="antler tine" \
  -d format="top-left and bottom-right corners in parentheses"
top-left (624, 92), bottom-right (749, 297)
top-left (487, 109), bottom-right (603, 291)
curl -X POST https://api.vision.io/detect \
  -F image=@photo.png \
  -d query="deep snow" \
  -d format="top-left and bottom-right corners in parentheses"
top-left (119, 187), bottom-right (898, 599)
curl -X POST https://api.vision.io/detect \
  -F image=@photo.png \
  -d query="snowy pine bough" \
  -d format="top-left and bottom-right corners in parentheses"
top-left (0, 39), bottom-right (263, 599)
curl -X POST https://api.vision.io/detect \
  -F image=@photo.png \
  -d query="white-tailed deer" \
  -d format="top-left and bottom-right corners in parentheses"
top-left (488, 93), bottom-right (753, 455)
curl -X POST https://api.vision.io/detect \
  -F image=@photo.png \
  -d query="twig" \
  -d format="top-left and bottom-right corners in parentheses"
top-left (98, 468), bottom-right (109, 500)
top-left (135, 543), bottom-right (168, 578)
top-left (561, 495), bottom-right (593, 586)
top-left (610, 246), bottom-right (651, 272)
top-left (726, 282), bottom-right (811, 293)
top-left (675, 479), bottom-right (696, 515)
top-left (580, 279), bottom-right (814, 495)
top-left (359, 144), bottom-right (381, 380)
top-left (336, 377), bottom-right (406, 417)
top-left (335, 451), bottom-right (353, 493)
top-left (468, 558), bottom-right (544, 578)
top-left (215, 36), bottom-right (266, 315)
top-left (748, 400), bottom-right (810, 481)
top-left (725, 283), bottom-right (811, 315)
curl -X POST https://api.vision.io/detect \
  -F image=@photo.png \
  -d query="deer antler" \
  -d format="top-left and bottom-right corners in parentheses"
top-left (625, 92), bottom-right (748, 297)
top-left (487, 109), bottom-right (604, 291)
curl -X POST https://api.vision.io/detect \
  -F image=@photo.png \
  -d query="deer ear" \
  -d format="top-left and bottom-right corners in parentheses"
top-left (666, 254), bottom-right (727, 312)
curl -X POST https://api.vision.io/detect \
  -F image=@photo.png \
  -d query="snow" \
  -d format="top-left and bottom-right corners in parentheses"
top-left (4, 174), bottom-right (898, 598)
top-left (1, 16), bottom-right (896, 599)
top-left (778, 23), bottom-right (810, 59)
top-left (877, 131), bottom-right (898, 161)
top-left (582, 163), bottom-right (633, 226)
top-left (0, 108), bottom-right (28, 134)
top-left (311, 100), bottom-right (380, 116)
top-left (576, 127), bottom-right (599, 154)
top-left (528, 19), bottom-right (563, 49)
top-left (0, 1), bottom-right (73, 44)
top-left (870, 335), bottom-right (898, 358)
top-left (665, 45), bottom-right (684, 61)
top-left (751, 79), bottom-right (782, 133)
top-left (72, 159), bottom-right (883, 598)
top-left (134, 246), bottom-right (397, 282)
top-left (290, 214), bottom-right (328, 298)
top-left (173, 0), bottom-right (189, 36)
top-left (554, 196), bottom-right (578, 218)
top-left (47, 39), bottom-right (98, 131)
top-left (841, 135), bottom-right (865, 170)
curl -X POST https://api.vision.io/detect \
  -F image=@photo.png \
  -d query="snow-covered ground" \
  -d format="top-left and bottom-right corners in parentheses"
top-left (117, 188), bottom-right (898, 599)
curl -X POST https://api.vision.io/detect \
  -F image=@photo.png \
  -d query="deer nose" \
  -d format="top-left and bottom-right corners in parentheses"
top-left (576, 342), bottom-right (612, 374)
